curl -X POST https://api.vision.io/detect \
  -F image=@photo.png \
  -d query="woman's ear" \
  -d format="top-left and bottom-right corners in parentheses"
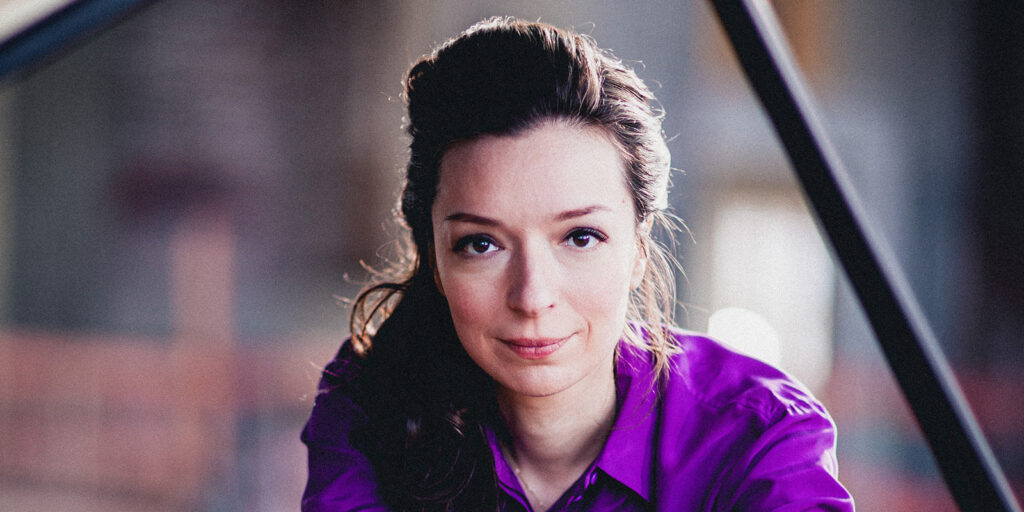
top-left (631, 236), bottom-right (649, 290)
top-left (631, 218), bottom-right (654, 289)
top-left (430, 246), bottom-right (446, 296)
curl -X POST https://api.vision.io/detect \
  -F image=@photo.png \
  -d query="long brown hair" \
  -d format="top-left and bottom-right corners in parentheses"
top-left (346, 17), bottom-right (679, 510)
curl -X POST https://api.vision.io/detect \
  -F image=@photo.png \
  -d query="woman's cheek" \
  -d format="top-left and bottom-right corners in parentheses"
top-left (572, 251), bottom-right (634, 306)
top-left (443, 277), bottom-right (496, 332)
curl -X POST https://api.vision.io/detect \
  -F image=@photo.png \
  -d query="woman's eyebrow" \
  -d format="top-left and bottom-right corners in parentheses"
top-left (443, 212), bottom-right (501, 226)
top-left (443, 205), bottom-right (611, 226)
top-left (553, 205), bottom-right (611, 221)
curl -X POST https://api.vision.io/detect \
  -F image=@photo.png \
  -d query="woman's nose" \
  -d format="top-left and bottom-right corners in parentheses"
top-left (506, 245), bottom-right (557, 316)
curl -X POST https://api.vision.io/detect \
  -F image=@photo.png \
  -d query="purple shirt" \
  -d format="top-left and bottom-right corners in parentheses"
top-left (301, 331), bottom-right (855, 511)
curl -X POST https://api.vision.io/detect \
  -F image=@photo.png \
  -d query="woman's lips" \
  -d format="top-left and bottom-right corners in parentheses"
top-left (500, 336), bottom-right (571, 359)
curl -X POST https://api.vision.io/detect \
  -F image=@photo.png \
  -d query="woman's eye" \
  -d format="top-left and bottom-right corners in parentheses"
top-left (565, 228), bottom-right (606, 249)
top-left (454, 235), bottom-right (500, 255)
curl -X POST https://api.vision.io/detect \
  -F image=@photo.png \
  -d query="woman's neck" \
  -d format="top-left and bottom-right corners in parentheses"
top-left (496, 358), bottom-right (618, 510)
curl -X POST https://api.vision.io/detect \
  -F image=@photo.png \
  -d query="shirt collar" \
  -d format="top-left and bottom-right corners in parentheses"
top-left (485, 423), bottom-right (529, 502)
top-left (594, 342), bottom-right (658, 502)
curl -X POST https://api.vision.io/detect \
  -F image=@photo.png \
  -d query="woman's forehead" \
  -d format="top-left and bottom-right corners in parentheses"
top-left (433, 123), bottom-right (633, 218)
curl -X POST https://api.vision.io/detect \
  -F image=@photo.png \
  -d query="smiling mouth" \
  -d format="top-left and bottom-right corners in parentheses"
top-left (499, 335), bottom-right (572, 359)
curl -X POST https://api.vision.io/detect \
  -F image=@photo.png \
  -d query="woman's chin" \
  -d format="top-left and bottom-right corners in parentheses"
top-left (494, 367), bottom-right (583, 399)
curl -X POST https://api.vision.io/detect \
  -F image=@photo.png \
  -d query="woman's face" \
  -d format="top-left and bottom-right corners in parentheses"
top-left (431, 121), bottom-right (646, 399)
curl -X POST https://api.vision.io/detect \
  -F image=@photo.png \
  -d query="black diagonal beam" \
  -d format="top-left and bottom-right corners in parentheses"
top-left (0, 0), bottom-right (153, 82)
top-left (708, 1), bottom-right (1021, 511)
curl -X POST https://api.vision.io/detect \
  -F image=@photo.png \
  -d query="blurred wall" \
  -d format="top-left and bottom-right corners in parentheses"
top-left (0, 1), bottom-right (1020, 510)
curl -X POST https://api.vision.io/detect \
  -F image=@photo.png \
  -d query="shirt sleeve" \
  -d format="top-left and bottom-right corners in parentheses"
top-left (725, 404), bottom-right (855, 511)
top-left (300, 344), bottom-right (391, 512)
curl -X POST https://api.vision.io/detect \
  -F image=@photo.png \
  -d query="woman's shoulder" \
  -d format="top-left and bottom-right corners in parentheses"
top-left (301, 340), bottom-right (390, 511)
top-left (629, 328), bottom-right (853, 510)
top-left (302, 339), bottom-right (369, 447)
top-left (658, 327), bottom-right (829, 424)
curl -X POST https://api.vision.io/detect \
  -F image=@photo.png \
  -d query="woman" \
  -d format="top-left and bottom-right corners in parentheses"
top-left (302, 17), bottom-right (854, 511)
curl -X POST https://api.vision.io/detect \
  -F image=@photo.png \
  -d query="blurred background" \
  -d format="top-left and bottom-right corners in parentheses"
top-left (0, 0), bottom-right (1021, 510)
